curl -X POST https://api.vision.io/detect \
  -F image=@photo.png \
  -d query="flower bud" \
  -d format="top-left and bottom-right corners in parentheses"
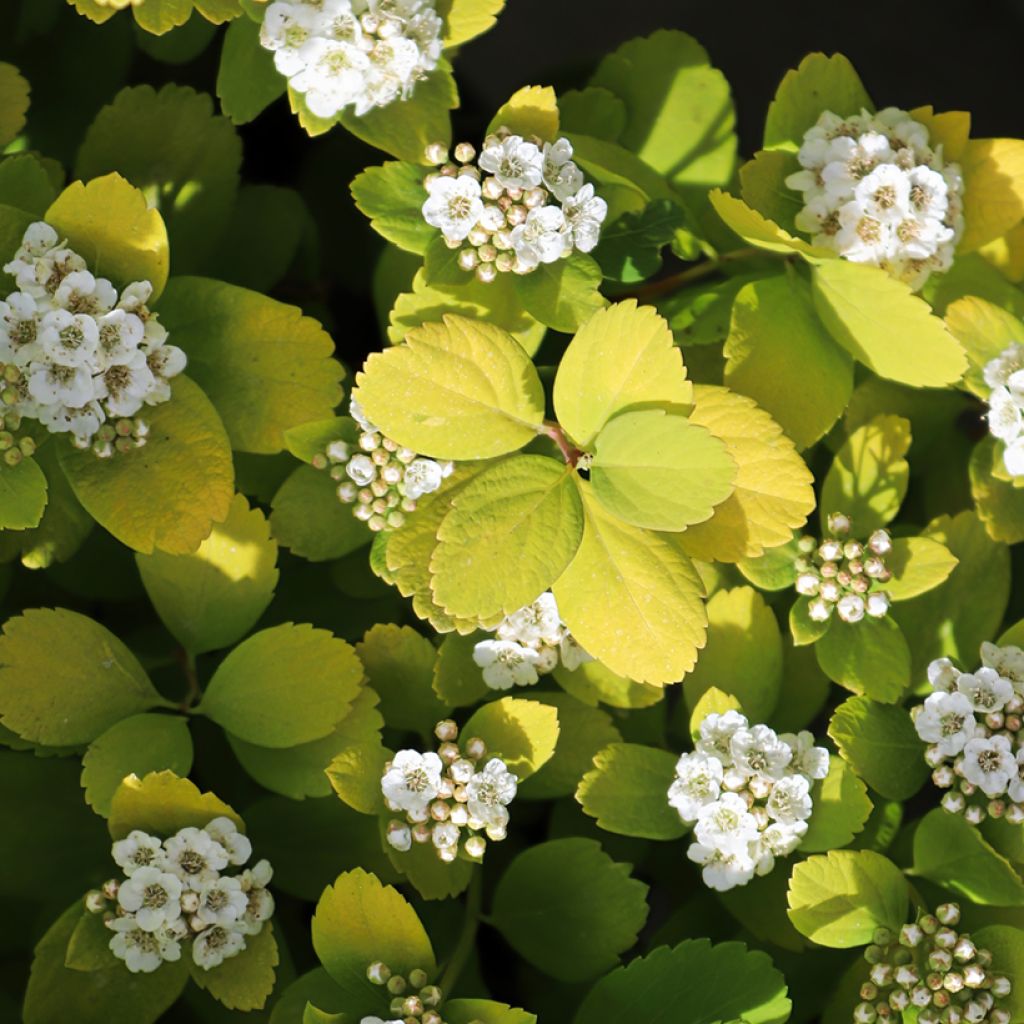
top-left (387, 974), bottom-right (408, 995)
top-left (368, 961), bottom-right (392, 985)
top-left (84, 890), bottom-right (107, 914)
top-left (464, 736), bottom-right (486, 760)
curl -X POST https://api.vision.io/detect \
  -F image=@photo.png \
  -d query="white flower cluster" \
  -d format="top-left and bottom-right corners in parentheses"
top-left (314, 398), bottom-right (452, 532)
top-left (421, 133), bottom-right (607, 283)
top-left (854, 905), bottom-right (1012, 1024)
top-left (913, 643), bottom-right (1024, 825)
top-left (259, 0), bottom-right (442, 119)
top-left (85, 818), bottom-right (274, 974)
top-left (983, 343), bottom-right (1024, 478)
top-left (382, 719), bottom-right (517, 862)
top-left (363, 961), bottom-right (453, 1024)
top-left (786, 107), bottom-right (964, 290)
top-left (1, 222), bottom-right (185, 457)
top-left (668, 712), bottom-right (828, 892)
top-left (472, 591), bottom-right (591, 691)
top-left (795, 512), bottom-right (893, 624)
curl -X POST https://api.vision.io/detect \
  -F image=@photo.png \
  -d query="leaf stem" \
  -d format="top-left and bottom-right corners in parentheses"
top-left (542, 420), bottom-right (582, 467)
top-left (618, 246), bottom-right (777, 302)
top-left (439, 867), bottom-right (483, 996)
top-left (175, 647), bottom-right (201, 712)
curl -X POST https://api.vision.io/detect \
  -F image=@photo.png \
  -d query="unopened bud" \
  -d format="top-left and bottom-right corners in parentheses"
top-left (368, 961), bottom-right (392, 985)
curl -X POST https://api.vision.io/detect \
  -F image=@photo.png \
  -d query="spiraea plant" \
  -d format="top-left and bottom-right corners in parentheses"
top-left (7, 5), bottom-right (1024, 1024)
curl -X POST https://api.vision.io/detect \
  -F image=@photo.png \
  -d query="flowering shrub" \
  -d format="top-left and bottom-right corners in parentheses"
top-left (5, 6), bottom-right (1024, 1024)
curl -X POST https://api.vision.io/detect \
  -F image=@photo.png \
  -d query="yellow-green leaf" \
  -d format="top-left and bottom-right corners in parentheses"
top-left (553, 482), bottom-right (707, 685)
top-left (960, 138), bottom-right (1024, 253)
top-left (108, 769), bottom-right (243, 840)
top-left (437, 0), bottom-right (505, 46)
top-left (57, 375), bottom-right (235, 555)
top-left (0, 455), bottom-right (47, 530)
top-left (552, 658), bottom-right (664, 709)
top-left (969, 436), bottom-right (1024, 545)
top-left (708, 188), bottom-right (818, 255)
top-left (136, 493), bottom-right (279, 654)
top-left (354, 314), bottom-right (545, 460)
top-left (487, 85), bottom-right (559, 142)
top-left (0, 63), bottom-right (30, 148)
top-left (190, 922), bottom-right (279, 1011)
top-left (885, 537), bottom-right (959, 602)
top-left (944, 295), bottom-right (1024, 400)
top-left (462, 696), bottom-right (560, 780)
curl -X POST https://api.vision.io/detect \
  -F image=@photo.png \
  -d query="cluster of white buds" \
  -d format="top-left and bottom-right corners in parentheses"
top-left (912, 642), bottom-right (1024, 826)
top-left (1, 222), bottom-right (185, 458)
top-left (420, 131), bottom-right (607, 283)
top-left (259, 0), bottom-right (442, 119)
top-left (313, 397), bottom-right (452, 532)
top-left (854, 905), bottom-right (1012, 1024)
top-left (983, 343), bottom-right (1024, 478)
top-left (0, 409), bottom-right (35, 468)
top-left (472, 591), bottom-right (591, 690)
top-left (382, 720), bottom-right (517, 863)
top-left (786, 107), bottom-right (964, 290)
top-left (362, 962), bottom-right (483, 1024)
top-left (668, 711), bottom-right (829, 892)
top-left (84, 818), bottom-right (274, 974)
top-left (795, 512), bottom-right (893, 624)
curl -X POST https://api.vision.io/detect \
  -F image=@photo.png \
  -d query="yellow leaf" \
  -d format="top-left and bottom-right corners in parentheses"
top-left (945, 295), bottom-right (1024, 400)
top-left (908, 106), bottom-right (970, 162)
top-left (46, 173), bottom-right (169, 299)
top-left (709, 188), bottom-right (821, 255)
top-left (960, 138), bottom-right (1024, 253)
top-left (679, 385), bottom-right (815, 562)
top-left (108, 770), bottom-right (243, 840)
top-left (978, 222), bottom-right (1024, 283)
top-left (487, 85), bottom-right (559, 142)
top-left (437, 0), bottom-right (505, 47)
top-left (0, 63), bottom-right (30, 149)
top-left (553, 483), bottom-right (707, 685)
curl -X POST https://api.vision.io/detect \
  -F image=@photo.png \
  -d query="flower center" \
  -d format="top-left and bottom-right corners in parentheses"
top-left (142, 884), bottom-right (167, 909)
top-left (403, 767), bottom-right (431, 793)
top-left (179, 850), bottom-right (206, 875)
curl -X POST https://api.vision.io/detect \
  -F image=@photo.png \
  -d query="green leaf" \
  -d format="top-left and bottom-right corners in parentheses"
top-left (198, 623), bottom-right (363, 747)
top-left (737, 534), bottom-right (801, 592)
top-left (724, 274), bottom-right (854, 450)
top-left (559, 87), bottom-right (627, 142)
top-left (432, 631), bottom-right (491, 708)
top-left (355, 624), bottom-right (446, 733)
top-left (445, 999), bottom-right (536, 1024)
top-left (284, 417), bottom-right (355, 465)
top-left (821, 415), bottom-right (911, 534)
top-left (681, 586), bottom-right (783, 724)
top-left (133, 13), bottom-right (218, 63)
top-left (717, 870), bottom-right (808, 954)
top-left (0, 62), bottom-right (30, 147)
top-left (595, 199), bottom-right (688, 283)
top-left (800, 755), bottom-right (873, 853)
top-left (135, 492), bottom-right (278, 654)
top-left (326, 738), bottom-right (392, 816)
top-left (487, 85), bottom-right (559, 141)
top-left (462, 696), bottom-right (560, 780)
top-left (688, 686), bottom-right (743, 740)
top-left (352, 160), bottom-right (435, 255)
top-left (0, 153), bottom-right (59, 216)
top-left (573, 938), bottom-right (791, 1024)
top-left (46, 172), bottom-right (169, 298)
top-left (708, 188), bottom-right (817, 254)
top-left (828, 696), bottom-right (929, 801)
top-left (269, 969), bottom-right (346, 1024)
top-left (590, 30), bottom-right (736, 190)
top-left (107, 769), bottom-right (243, 840)
top-left (65, 908), bottom-right (119, 971)
top-left (436, 0), bottom-right (505, 45)
top-left (787, 850), bottom-right (909, 947)
top-left (553, 482), bottom-right (707, 685)
top-left (913, 808), bottom-right (1024, 906)
top-left (81, 713), bottom-right (193, 817)
top-left (576, 742), bottom-right (686, 840)
top-left (216, 15), bottom-right (285, 125)
top-left (970, 436), bottom-right (1024, 545)
top-left (518, 693), bottom-right (620, 800)
top-left (764, 52), bottom-right (873, 151)
top-left (311, 869), bottom-right (435, 1017)
top-left (354, 314), bottom-right (545, 460)
top-left (158, 277), bottom-right (343, 454)
top-left (884, 537), bottom-right (958, 602)
top-left (492, 838), bottom-right (649, 982)
top-left (0, 454), bottom-right (47, 530)
top-left (590, 410), bottom-right (736, 532)
top-left (512, 251), bottom-right (607, 334)
top-left (944, 296), bottom-right (1024, 400)
top-left (0, 607), bottom-right (165, 745)
top-left (790, 596), bottom-right (831, 647)
top-left (959, 138), bottom-right (1024, 252)
top-left (739, 150), bottom-right (805, 235)
top-left (973, 926), bottom-right (1024, 1022)
top-left (811, 259), bottom-right (968, 387)
top-left (271, 465), bottom-right (369, 563)
top-left (75, 84), bottom-right (240, 273)
top-left (430, 455), bottom-right (583, 620)
top-left (815, 617), bottom-right (911, 703)
top-left (552, 658), bottom-right (664, 709)
top-left (553, 299), bottom-right (693, 449)
top-left (57, 374), bottom-right (235, 555)
top-left (23, 904), bottom-right (188, 1024)
top-left (190, 922), bottom-right (279, 1010)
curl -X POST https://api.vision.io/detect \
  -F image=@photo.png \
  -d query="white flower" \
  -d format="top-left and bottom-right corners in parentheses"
top-left (779, 731), bottom-right (830, 780)
top-left (928, 657), bottom-right (961, 693)
top-left (696, 710), bottom-right (748, 766)
top-left (402, 457), bottom-right (446, 499)
top-left (988, 387), bottom-right (1022, 443)
top-left (163, 827), bottom-right (230, 890)
top-left (422, 174), bottom-right (484, 242)
top-left (511, 205), bottom-right (571, 271)
top-left (914, 691), bottom-right (977, 757)
top-left (686, 840), bottom-right (756, 892)
top-left (760, 820), bottom-right (807, 858)
top-left (238, 864), bottom-right (276, 936)
top-left (766, 775), bottom-right (813, 824)
top-left (94, 309), bottom-right (144, 369)
top-left (192, 923), bottom-right (247, 971)
top-left (981, 642), bottom-right (1024, 692)
top-left (112, 830), bottom-right (165, 876)
top-left (961, 734), bottom-right (1017, 798)
top-left (496, 592), bottom-right (564, 648)
top-left (562, 183), bottom-right (607, 253)
top-left (1003, 436), bottom-right (1024, 477)
top-left (729, 724), bottom-right (792, 780)
top-left (667, 752), bottom-right (723, 821)
top-left (465, 757), bottom-right (517, 829)
top-left (478, 135), bottom-right (543, 189)
top-left (985, 344), bottom-right (1024, 391)
top-left (541, 138), bottom-right (584, 201)
top-left (107, 917), bottom-right (183, 974)
top-left (94, 354), bottom-right (156, 418)
top-left (196, 875), bottom-right (248, 926)
top-left (346, 453), bottom-right (377, 486)
top-left (203, 817), bottom-right (252, 866)
top-left (694, 792), bottom-right (760, 855)
top-left (1009, 749), bottom-right (1024, 804)
top-left (0, 292), bottom-right (41, 364)
top-left (472, 639), bottom-right (541, 690)
top-left (956, 667), bottom-right (1014, 714)
top-left (381, 750), bottom-right (444, 813)
top-left (559, 633), bottom-right (592, 671)
top-left (117, 866), bottom-right (183, 932)
top-left (27, 361), bottom-right (94, 408)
